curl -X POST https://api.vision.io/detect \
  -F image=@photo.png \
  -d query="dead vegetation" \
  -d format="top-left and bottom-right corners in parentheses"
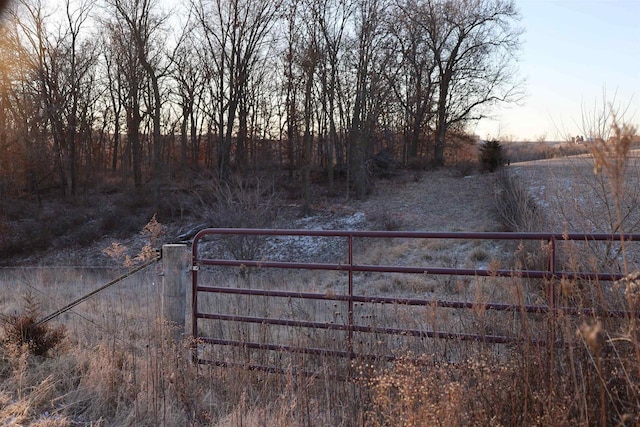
top-left (1, 118), bottom-right (639, 425)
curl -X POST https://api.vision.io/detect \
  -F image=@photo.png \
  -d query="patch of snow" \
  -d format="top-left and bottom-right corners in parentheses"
top-left (264, 211), bottom-right (368, 263)
top-left (294, 211), bottom-right (366, 230)
top-left (195, 211), bottom-right (369, 264)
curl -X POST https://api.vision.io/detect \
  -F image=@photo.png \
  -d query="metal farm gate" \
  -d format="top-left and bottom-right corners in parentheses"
top-left (191, 229), bottom-right (639, 376)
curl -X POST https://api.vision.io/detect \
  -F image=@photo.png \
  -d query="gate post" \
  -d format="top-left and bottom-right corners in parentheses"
top-left (162, 244), bottom-right (189, 342)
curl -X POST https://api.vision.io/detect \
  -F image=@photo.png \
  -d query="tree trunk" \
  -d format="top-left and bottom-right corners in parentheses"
top-left (180, 104), bottom-right (189, 172)
top-left (301, 60), bottom-right (315, 216)
top-left (434, 78), bottom-right (449, 166)
top-left (127, 108), bottom-right (142, 188)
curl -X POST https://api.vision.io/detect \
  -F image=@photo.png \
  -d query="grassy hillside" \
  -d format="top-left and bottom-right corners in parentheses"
top-left (1, 138), bottom-right (640, 425)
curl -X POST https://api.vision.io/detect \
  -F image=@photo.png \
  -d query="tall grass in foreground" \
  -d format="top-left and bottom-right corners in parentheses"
top-left (1, 118), bottom-right (639, 425)
top-left (492, 115), bottom-right (640, 425)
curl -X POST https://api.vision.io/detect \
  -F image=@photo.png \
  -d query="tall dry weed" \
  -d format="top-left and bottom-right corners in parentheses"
top-left (494, 167), bottom-right (546, 232)
top-left (552, 112), bottom-right (640, 425)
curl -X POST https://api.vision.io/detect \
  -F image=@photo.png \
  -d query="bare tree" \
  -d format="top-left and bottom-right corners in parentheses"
top-left (1, 3), bottom-right (66, 199)
top-left (242, 52), bottom-right (277, 170)
top-left (0, 0), bottom-right (527, 206)
top-left (101, 37), bottom-right (124, 174)
top-left (314, 0), bottom-right (352, 195)
top-left (61, 0), bottom-right (99, 194)
top-left (0, 21), bottom-right (17, 195)
top-left (9, 0), bottom-right (98, 197)
top-left (385, 0), bottom-right (436, 162)
top-left (193, 0), bottom-right (280, 179)
top-left (169, 14), bottom-right (208, 174)
top-left (106, 0), bottom-right (168, 205)
top-left (300, 13), bottom-right (320, 214)
top-left (417, 0), bottom-right (523, 165)
top-left (349, 0), bottom-right (389, 198)
top-left (281, 0), bottom-right (301, 183)
top-left (0, 15), bottom-right (43, 196)
top-left (102, 13), bottom-right (145, 188)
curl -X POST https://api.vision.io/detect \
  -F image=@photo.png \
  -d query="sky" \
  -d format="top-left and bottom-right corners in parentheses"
top-left (472, 0), bottom-right (640, 142)
top-left (1, 0), bottom-right (637, 143)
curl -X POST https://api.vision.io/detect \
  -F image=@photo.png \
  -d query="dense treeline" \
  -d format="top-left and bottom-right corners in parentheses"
top-left (0, 0), bottom-right (522, 203)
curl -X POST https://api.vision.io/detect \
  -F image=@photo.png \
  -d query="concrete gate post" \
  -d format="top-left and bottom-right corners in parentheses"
top-left (161, 244), bottom-right (190, 342)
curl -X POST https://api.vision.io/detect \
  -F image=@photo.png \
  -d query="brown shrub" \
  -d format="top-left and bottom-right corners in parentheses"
top-left (1, 295), bottom-right (66, 357)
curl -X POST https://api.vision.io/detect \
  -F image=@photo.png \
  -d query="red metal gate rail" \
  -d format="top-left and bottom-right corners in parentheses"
top-left (191, 229), bottom-right (640, 370)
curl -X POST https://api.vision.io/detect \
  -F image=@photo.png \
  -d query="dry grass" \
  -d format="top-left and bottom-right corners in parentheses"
top-left (504, 140), bottom-right (592, 163)
top-left (1, 120), bottom-right (640, 425)
top-left (0, 255), bottom-right (635, 426)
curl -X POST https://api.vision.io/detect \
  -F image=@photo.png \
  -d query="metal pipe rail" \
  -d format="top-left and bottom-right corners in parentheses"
top-left (192, 229), bottom-right (640, 369)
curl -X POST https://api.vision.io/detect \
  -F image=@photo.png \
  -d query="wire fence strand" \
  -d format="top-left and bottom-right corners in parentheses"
top-left (34, 256), bottom-right (160, 327)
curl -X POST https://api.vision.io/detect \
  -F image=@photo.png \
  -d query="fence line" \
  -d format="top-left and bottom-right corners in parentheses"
top-left (35, 256), bottom-right (160, 327)
top-left (191, 228), bottom-right (640, 373)
top-left (0, 266), bottom-right (124, 270)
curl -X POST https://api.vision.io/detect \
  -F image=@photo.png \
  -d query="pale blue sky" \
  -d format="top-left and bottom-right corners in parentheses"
top-left (473, 0), bottom-right (640, 141)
